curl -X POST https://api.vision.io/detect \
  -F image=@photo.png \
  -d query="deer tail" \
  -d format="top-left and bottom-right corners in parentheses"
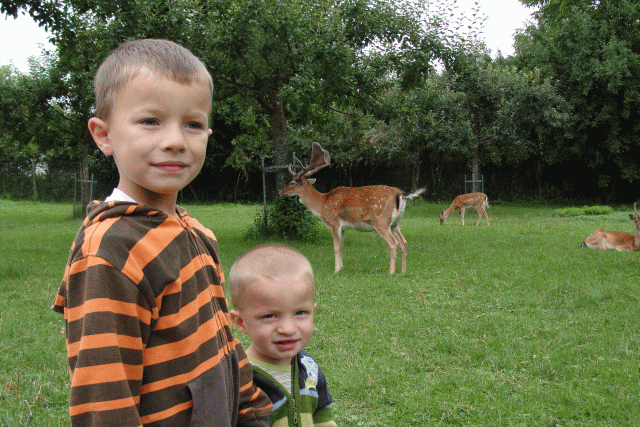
top-left (404, 188), bottom-right (425, 199)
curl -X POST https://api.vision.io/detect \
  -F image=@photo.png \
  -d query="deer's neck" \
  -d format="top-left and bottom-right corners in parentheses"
top-left (443, 204), bottom-right (458, 217)
top-left (296, 186), bottom-right (326, 217)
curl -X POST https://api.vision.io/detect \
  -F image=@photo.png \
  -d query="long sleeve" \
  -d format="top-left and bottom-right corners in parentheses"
top-left (55, 260), bottom-right (150, 426)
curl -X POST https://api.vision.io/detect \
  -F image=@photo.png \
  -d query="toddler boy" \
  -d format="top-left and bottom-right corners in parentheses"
top-left (229, 243), bottom-right (337, 427)
top-left (52, 39), bottom-right (271, 426)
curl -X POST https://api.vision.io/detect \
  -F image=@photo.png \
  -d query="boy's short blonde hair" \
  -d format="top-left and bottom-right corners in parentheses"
top-left (229, 243), bottom-right (314, 310)
top-left (94, 38), bottom-right (213, 120)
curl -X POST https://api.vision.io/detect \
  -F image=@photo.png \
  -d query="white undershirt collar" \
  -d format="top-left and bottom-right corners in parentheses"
top-left (104, 188), bottom-right (137, 203)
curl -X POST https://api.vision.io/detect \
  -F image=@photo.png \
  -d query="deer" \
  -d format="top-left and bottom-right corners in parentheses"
top-left (440, 192), bottom-right (489, 226)
top-left (581, 203), bottom-right (640, 251)
top-left (279, 142), bottom-right (425, 274)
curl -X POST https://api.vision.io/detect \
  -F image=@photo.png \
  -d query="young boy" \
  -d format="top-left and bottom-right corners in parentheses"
top-left (228, 243), bottom-right (337, 427)
top-left (52, 39), bottom-right (272, 426)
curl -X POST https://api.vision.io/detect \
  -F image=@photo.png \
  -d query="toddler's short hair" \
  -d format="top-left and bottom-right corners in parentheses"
top-left (229, 243), bottom-right (314, 310)
top-left (94, 38), bottom-right (213, 119)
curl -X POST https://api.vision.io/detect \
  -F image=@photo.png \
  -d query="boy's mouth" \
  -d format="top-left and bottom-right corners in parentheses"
top-left (154, 162), bottom-right (187, 173)
top-left (274, 339), bottom-right (298, 352)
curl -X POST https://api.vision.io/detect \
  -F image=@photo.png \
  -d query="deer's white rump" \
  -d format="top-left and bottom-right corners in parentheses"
top-left (279, 142), bottom-right (424, 274)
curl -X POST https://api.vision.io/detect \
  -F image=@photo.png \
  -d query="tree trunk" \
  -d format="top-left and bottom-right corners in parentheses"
top-left (413, 153), bottom-right (421, 190)
top-left (537, 159), bottom-right (543, 199)
top-left (31, 158), bottom-right (38, 199)
top-left (471, 138), bottom-right (481, 193)
top-left (80, 133), bottom-right (90, 205)
top-left (268, 88), bottom-right (289, 188)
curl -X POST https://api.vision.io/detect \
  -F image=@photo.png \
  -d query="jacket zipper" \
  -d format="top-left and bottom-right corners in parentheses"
top-left (178, 214), bottom-right (218, 304)
top-left (292, 362), bottom-right (298, 425)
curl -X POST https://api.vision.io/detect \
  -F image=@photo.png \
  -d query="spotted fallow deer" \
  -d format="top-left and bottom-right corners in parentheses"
top-left (581, 203), bottom-right (640, 251)
top-left (440, 192), bottom-right (489, 226)
top-left (279, 142), bottom-right (425, 274)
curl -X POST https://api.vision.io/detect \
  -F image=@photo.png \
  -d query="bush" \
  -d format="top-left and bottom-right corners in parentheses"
top-left (245, 196), bottom-right (320, 242)
top-left (582, 205), bottom-right (614, 215)
top-left (553, 205), bottom-right (613, 217)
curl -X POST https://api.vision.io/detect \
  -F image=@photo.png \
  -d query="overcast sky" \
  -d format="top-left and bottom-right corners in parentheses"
top-left (0, 1), bottom-right (535, 73)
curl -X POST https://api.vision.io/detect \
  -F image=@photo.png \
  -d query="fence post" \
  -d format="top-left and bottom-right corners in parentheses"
top-left (262, 156), bottom-right (268, 230)
top-left (73, 174), bottom-right (98, 218)
top-left (261, 152), bottom-right (298, 230)
top-left (464, 175), bottom-right (484, 193)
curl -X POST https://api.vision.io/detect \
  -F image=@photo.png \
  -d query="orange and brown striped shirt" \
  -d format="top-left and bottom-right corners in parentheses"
top-left (52, 201), bottom-right (272, 426)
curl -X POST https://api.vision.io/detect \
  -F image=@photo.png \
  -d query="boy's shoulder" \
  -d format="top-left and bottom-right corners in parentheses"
top-left (297, 350), bottom-right (319, 369)
top-left (297, 350), bottom-right (322, 388)
top-left (83, 200), bottom-right (166, 224)
top-left (80, 201), bottom-right (169, 240)
top-left (72, 201), bottom-right (179, 264)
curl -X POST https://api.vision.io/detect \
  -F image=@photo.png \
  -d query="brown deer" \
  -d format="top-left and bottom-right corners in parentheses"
top-left (581, 203), bottom-right (640, 251)
top-left (279, 142), bottom-right (424, 274)
top-left (440, 192), bottom-right (489, 226)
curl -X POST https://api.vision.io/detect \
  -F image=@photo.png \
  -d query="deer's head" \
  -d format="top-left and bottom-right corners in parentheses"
top-left (279, 142), bottom-right (331, 196)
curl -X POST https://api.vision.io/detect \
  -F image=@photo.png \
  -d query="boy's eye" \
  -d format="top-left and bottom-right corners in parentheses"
top-left (262, 314), bottom-right (276, 320)
top-left (296, 310), bottom-right (308, 316)
top-left (140, 118), bottom-right (159, 126)
top-left (186, 121), bottom-right (206, 130)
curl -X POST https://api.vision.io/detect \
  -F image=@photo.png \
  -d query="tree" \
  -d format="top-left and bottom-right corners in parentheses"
top-left (0, 59), bottom-right (71, 199)
top-left (201, 0), bottom-right (451, 185)
top-left (454, 57), bottom-right (568, 192)
top-left (516, 0), bottom-right (640, 200)
top-left (396, 55), bottom-right (567, 195)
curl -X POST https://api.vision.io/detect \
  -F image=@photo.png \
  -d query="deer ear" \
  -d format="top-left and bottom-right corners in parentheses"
top-left (307, 178), bottom-right (316, 185)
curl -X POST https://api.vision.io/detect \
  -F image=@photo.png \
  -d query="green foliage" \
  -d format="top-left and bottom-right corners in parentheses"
top-left (245, 196), bottom-right (321, 242)
top-left (447, 57), bottom-right (569, 166)
top-left (515, 0), bottom-right (640, 188)
top-left (553, 205), bottom-right (614, 217)
top-left (5, 0), bottom-right (640, 205)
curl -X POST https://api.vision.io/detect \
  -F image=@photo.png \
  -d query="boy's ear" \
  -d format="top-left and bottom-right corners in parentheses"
top-left (229, 310), bottom-right (247, 335)
top-left (88, 117), bottom-right (113, 155)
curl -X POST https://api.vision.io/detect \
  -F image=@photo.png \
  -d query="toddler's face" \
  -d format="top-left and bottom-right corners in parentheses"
top-left (92, 69), bottom-right (212, 210)
top-left (237, 273), bottom-right (315, 366)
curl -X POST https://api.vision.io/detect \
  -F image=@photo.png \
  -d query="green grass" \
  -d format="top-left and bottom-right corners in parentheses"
top-left (1, 200), bottom-right (639, 426)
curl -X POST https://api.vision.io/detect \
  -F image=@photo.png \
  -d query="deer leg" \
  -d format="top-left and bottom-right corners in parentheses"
top-left (475, 206), bottom-right (482, 226)
top-left (460, 207), bottom-right (465, 226)
top-left (393, 226), bottom-right (408, 273)
top-left (331, 226), bottom-right (344, 273)
top-left (375, 226), bottom-right (399, 274)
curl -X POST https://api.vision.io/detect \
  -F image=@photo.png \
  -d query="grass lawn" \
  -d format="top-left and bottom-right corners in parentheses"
top-left (1, 199), bottom-right (638, 426)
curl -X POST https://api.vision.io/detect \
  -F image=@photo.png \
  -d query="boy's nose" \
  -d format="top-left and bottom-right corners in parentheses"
top-left (276, 319), bottom-right (296, 335)
top-left (162, 124), bottom-right (187, 151)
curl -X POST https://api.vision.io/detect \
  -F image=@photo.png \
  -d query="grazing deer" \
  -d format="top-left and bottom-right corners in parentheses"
top-left (279, 142), bottom-right (425, 274)
top-left (440, 192), bottom-right (489, 226)
top-left (581, 203), bottom-right (640, 251)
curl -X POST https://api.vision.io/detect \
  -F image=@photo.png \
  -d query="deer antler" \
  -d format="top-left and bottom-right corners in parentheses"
top-left (290, 142), bottom-right (331, 179)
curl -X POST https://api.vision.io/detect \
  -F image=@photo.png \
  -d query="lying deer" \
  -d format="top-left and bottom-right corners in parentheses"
top-left (581, 203), bottom-right (640, 251)
top-left (279, 142), bottom-right (424, 274)
top-left (440, 192), bottom-right (489, 226)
